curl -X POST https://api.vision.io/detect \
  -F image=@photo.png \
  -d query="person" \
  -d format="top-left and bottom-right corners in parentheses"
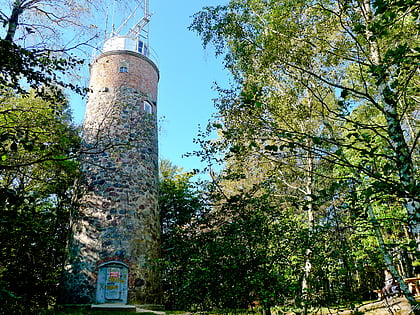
top-left (382, 270), bottom-right (394, 298)
top-left (391, 282), bottom-right (400, 296)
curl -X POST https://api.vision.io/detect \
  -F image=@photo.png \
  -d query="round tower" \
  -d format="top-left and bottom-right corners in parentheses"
top-left (61, 2), bottom-right (161, 306)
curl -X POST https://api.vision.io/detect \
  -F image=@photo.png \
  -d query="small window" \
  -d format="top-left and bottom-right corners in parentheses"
top-left (143, 101), bottom-right (152, 114)
top-left (119, 66), bottom-right (128, 73)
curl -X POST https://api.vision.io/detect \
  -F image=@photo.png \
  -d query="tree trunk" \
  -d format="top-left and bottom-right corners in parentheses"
top-left (360, 0), bottom-right (420, 249)
top-left (302, 151), bottom-right (315, 315)
top-left (380, 84), bottom-right (420, 251)
top-left (5, 0), bottom-right (23, 42)
top-left (367, 203), bottom-right (419, 313)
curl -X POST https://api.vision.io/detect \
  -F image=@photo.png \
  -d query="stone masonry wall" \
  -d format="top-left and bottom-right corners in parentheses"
top-left (61, 50), bottom-right (161, 305)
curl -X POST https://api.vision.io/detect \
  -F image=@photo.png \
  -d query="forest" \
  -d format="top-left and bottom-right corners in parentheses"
top-left (0, 0), bottom-right (419, 314)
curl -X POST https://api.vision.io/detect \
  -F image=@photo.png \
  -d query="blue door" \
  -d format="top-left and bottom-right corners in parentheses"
top-left (96, 261), bottom-right (129, 304)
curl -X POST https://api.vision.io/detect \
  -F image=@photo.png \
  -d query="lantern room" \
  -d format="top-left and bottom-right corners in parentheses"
top-left (103, 36), bottom-right (149, 57)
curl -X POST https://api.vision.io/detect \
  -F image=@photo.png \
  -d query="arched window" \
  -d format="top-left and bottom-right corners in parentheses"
top-left (143, 101), bottom-right (152, 114)
top-left (119, 60), bottom-right (129, 73)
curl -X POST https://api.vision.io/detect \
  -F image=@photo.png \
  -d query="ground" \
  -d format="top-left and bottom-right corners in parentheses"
top-left (334, 296), bottom-right (418, 315)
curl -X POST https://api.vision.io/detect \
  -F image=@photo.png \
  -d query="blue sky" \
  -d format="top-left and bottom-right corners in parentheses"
top-left (71, 0), bottom-right (228, 173)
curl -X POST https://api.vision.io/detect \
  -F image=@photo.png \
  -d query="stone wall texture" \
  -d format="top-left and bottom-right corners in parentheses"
top-left (61, 50), bottom-right (161, 305)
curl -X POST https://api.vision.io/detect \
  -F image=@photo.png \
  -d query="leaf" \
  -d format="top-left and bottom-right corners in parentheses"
top-left (230, 144), bottom-right (243, 153)
top-left (9, 142), bottom-right (17, 151)
top-left (264, 144), bottom-right (278, 151)
top-left (312, 137), bottom-right (322, 145)
top-left (340, 89), bottom-right (349, 99)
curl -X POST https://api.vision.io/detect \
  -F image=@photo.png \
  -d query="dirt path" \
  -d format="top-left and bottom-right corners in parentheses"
top-left (334, 297), bottom-right (418, 315)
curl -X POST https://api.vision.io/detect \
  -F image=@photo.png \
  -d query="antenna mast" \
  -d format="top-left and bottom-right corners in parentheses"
top-left (112, 0), bottom-right (151, 42)
top-left (102, 0), bottom-right (153, 57)
top-left (128, 0), bottom-right (151, 47)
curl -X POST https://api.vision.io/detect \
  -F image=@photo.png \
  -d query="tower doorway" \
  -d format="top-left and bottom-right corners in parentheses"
top-left (96, 261), bottom-right (129, 304)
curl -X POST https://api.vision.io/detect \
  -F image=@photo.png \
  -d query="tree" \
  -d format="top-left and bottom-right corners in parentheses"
top-left (158, 160), bottom-right (206, 309)
top-left (159, 161), bottom-right (309, 313)
top-left (0, 88), bottom-right (80, 170)
top-left (1, 0), bottom-right (96, 43)
top-left (191, 0), bottom-right (419, 310)
top-left (0, 0), bottom-right (102, 97)
top-left (0, 89), bottom-right (80, 312)
top-left (198, 184), bottom-right (306, 313)
top-left (159, 160), bottom-right (202, 236)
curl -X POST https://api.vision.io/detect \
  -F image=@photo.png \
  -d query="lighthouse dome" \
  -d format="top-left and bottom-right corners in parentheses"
top-left (103, 35), bottom-right (149, 57)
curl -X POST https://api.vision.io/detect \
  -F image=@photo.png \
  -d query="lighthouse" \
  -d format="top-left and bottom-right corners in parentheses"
top-left (61, 0), bottom-right (161, 307)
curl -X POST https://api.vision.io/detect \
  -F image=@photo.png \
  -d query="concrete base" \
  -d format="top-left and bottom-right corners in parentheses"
top-left (136, 308), bottom-right (166, 314)
top-left (136, 304), bottom-right (165, 311)
top-left (91, 304), bottom-right (137, 312)
top-left (91, 304), bottom-right (166, 314)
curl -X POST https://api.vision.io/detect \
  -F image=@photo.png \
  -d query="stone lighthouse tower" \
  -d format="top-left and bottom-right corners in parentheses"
top-left (62, 0), bottom-right (161, 307)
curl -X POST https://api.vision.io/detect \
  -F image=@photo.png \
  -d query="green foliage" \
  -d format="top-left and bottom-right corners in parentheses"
top-left (190, 0), bottom-right (420, 310)
top-left (0, 89), bottom-right (80, 171)
top-left (159, 160), bottom-right (309, 311)
top-left (0, 39), bottom-right (86, 98)
top-left (0, 90), bottom-right (80, 312)
top-left (159, 160), bottom-right (206, 309)
top-left (0, 0), bottom-right (93, 101)
top-left (159, 160), bottom-right (201, 235)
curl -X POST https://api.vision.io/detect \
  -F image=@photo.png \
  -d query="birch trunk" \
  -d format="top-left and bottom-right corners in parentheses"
top-left (302, 151), bottom-right (315, 315)
top-left (361, 0), bottom-right (420, 250)
top-left (367, 203), bottom-right (419, 312)
top-left (5, 0), bottom-right (23, 42)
